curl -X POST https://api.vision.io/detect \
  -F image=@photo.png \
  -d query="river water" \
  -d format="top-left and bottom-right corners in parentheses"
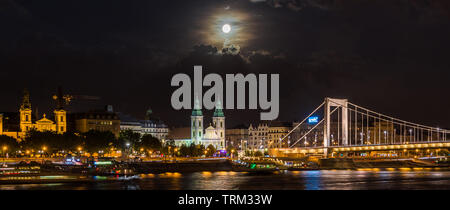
top-left (1, 169), bottom-right (449, 190)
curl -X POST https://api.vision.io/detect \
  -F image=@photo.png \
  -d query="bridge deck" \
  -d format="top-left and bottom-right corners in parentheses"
top-left (271, 141), bottom-right (450, 157)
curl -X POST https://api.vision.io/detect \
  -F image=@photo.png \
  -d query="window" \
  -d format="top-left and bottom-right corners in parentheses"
top-left (25, 115), bottom-right (29, 122)
top-left (199, 131), bottom-right (201, 137)
top-left (60, 126), bottom-right (64, 132)
top-left (193, 131), bottom-right (195, 137)
top-left (60, 116), bottom-right (64, 122)
top-left (220, 122), bottom-right (223, 128)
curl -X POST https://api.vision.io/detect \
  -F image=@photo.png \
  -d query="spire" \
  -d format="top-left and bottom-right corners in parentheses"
top-left (213, 97), bottom-right (224, 117)
top-left (20, 88), bottom-right (31, 110)
top-left (192, 93), bottom-right (203, 116)
top-left (194, 94), bottom-right (201, 110)
top-left (145, 107), bottom-right (153, 120)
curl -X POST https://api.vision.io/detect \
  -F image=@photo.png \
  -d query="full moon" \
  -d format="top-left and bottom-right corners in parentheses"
top-left (222, 24), bottom-right (231, 33)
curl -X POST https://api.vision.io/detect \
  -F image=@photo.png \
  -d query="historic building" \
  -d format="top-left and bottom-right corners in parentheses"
top-left (246, 122), bottom-right (269, 151)
top-left (225, 124), bottom-right (249, 150)
top-left (244, 121), bottom-right (293, 151)
top-left (170, 97), bottom-right (225, 150)
top-left (119, 109), bottom-right (169, 140)
top-left (267, 121), bottom-right (292, 149)
top-left (0, 89), bottom-right (66, 140)
top-left (68, 105), bottom-right (120, 137)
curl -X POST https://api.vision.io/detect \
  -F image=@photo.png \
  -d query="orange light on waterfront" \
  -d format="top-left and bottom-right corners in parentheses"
top-left (77, 146), bottom-right (82, 151)
top-left (42, 146), bottom-right (47, 151)
top-left (2, 146), bottom-right (7, 151)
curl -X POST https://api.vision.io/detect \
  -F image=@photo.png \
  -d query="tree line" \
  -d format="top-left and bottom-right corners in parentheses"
top-left (0, 129), bottom-right (237, 158)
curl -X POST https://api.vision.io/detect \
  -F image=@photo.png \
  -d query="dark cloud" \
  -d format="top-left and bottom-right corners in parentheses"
top-left (249, 0), bottom-right (337, 11)
top-left (1, 0), bottom-right (450, 129)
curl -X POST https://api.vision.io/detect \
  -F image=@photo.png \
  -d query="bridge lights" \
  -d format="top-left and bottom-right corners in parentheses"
top-left (409, 129), bottom-right (413, 142)
top-left (360, 132), bottom-right (364, 145)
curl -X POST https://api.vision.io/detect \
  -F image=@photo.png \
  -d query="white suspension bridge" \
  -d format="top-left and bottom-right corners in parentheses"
top-left (270, 98), bottom-right (450, 158)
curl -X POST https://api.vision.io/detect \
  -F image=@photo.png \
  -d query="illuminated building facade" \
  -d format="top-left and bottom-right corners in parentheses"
top-left (171, 97), bottom-right (225, 149)
top-left (69, 105), bottom-right (120, 137)
top-left (246, 121), bottom-right (292, 151)
top-left (225, 124), bottom-right (249, 150)
top-left (119, 109), bottom-right (169, 140)
top-left (0, 89), bottom-right (66, 140)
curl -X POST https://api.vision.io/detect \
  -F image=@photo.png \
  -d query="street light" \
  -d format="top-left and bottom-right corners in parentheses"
top-left (42, 146), bottom-right (47, 158)
top-left (77, 146), bottom-right (82, 156)
top-left (2, 146), bottom-right (7, 159)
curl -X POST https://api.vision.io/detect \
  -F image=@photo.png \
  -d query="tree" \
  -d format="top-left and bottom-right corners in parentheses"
top-left (0, 135), bottom-right (19, 157)
top-left (22, 129), bottom-right (63, 155)
top-left (195, 144), bottom-right (206, 157)
top-left (179, 144), bottom-right (189, 157)
top-left (226, 145), bottom-right (238, 156)
top-left (137, 134), bottom-right (162, 152)
top-left (206, 144), bottom-right (216, 157)
top-left (83, 130), bottom-right (116, 154)
top-left (60, 132), bottom-right (84, 152)
top-left (188, 143), bottom-right (200, 157)
top-left (119, 130), bottom-right (141, 151)
top-left (20, 130), bottom-right (84, 156)
top-left (244, 150), bottom-right (253, 157)
top-left (254, 151), bottom-right (263, 157)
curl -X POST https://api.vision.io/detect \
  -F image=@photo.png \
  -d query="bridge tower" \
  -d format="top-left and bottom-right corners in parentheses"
top-left (323, 98), bottom-right (348, 157)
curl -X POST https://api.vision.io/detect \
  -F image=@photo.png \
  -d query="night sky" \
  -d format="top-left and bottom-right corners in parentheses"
top-left (1, 0), bottom-right (450, 129)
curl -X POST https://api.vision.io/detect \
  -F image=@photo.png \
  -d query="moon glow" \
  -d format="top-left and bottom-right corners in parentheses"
top-left (222, 24), bottom-right (231, 33)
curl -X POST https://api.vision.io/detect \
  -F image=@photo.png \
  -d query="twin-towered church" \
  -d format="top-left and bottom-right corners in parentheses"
top-left (173, 96), bottom-right (225, 150)
top-left (0, 89), bottom-right (67, 140)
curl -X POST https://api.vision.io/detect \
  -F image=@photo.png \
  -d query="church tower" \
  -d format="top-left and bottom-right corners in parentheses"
top-left (19, 89), bottom-right (33, 132)
top-left (54, 109), bottom-right (66, 134)
top-left (191, 95), bottom-right (203, 145)
top-left (213, 99), bottom-right (225, 149)
top-left (0, 113), bottom-right (3, 135)
top-left (53, 86), bottom-right (67, 134)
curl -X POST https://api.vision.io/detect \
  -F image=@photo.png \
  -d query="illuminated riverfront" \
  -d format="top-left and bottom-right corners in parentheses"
top-left (1, 0), bottom-right (450, 195)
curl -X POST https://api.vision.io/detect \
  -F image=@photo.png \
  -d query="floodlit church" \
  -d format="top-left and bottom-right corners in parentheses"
top-left (0, 89), bottom-right (66, 140)
top-left (172, 97), bottom-right (225, 150)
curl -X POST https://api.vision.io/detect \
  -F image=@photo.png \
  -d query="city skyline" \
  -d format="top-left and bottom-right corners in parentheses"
top-left (1, 0), bottom-right (450, 129)
top-left (1, 0), bottom-right (450, 194)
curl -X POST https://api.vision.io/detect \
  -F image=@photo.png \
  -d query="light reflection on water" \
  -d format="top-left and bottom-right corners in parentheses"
top-left (0, 169), bottom-right (449, 190)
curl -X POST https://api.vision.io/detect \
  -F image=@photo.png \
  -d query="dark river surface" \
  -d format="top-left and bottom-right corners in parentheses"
top-left (1, 169), bottom-right (450, 190)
